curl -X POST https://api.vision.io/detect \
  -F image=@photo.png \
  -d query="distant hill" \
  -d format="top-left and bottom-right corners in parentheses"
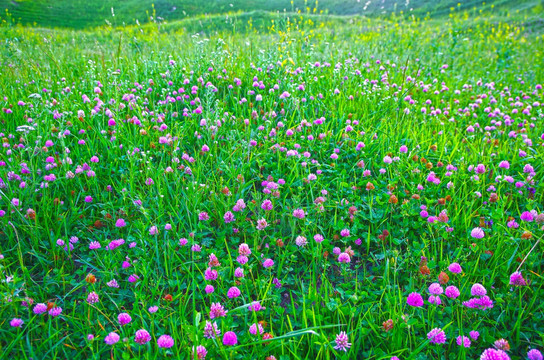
top-left (1, 0), bottom-right (541, 29)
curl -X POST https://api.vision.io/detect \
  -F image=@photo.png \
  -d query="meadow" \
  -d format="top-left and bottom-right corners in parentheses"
top-left (0, 1), bottom-right (544, 359)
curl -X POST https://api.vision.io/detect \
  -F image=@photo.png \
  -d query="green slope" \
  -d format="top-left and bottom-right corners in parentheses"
top-left (0, 0), bottom-right (541, 29)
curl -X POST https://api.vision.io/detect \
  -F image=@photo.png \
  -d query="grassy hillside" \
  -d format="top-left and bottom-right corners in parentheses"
top-left (0, 2), bottom-right (543, 359)
top-left (1, 0), bottom-right (542, 29)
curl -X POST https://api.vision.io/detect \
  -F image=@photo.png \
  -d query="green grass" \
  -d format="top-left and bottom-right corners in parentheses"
top-left (1, 0), bottom-right (542, 29)
top-left (0, 2), bottom-right (543, 360)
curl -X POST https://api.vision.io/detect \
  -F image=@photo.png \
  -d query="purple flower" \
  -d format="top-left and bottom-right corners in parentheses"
top-left (194, 345), bottom-right (207, 359)
top-left (464, 296), bottom-right (494, 310)
top-left (191, 244), bottom-right (202, 252)
top-left (457, 335), bottom-right (471, 348)
top-left (237, 255), bottom-right (248, 265)
top-left (227, 286), bottom-right (241, 299)
top-left (249, 323), bottom-right (264, 335)
top-left (471, 283), bottom-right (487, 296)
top-left (49, 307), bottom-right (62, 317)
top-left (256, 217), bottom-right (269, 230)
top-left (118, 312), bottom-right (132, 326)
top-left (428, 295), bottom-right (442, 306)
top-left (293, 208), bottom-right (305, 219)
top-left (87, 291), bottom-right (99, 304)
top-left (338, 253), bottom-right (351, 263)
top-left (204, 268), bottom-right (218, 281)
top-left (428, 283), bottom-right (443, 295)
top-left (203, 321), bottom-right (220, 339)
top-left (480, 348), bottom-right (510, 360)
top-left (134, 329), bottom-right (152, 345)
top-left (406, 292), bottom-right (424, 307)
top-left (10, 318), bottom-right (23, 328)
top-left (33, 303), bottom-right (47, 315)
top-left (448, 262), bottom-right (462, 274)
top-left (427, 328), bottom-right (446, 345)
top-left (149, 226), bottom-right (158, 235)
top-left (470, 331), bottom-right (480, 340)
top-left (295, 236), bottom-right (308, 247)
top-left (238, 243), bottom-right (251, 255)
top-left (157, 335), bottom-right (174, 349)
top-left (263, 259), bottom-right (274, 268)
top-left (471, 227), bottom-right (485, 239)
top-left (234, 267), bottom-right (244, 278)
top-left (223, 211), bottom-right (235, 223)
top-left (509, 271), bottom-right (526, 286)
top-left (478, 295), bottom-right (494, 309)
top-left (528, 349), bottom-right (543, 360)
top-left (115, 218), bottom-right (126, 227)
top-left (209, 303), bottom-right (227, 319)
top-left (106, 238), bottom-right (125, 250)
top-left (248, 301), bottom-right (263, 312)
top-left (475, 164), bottom-right (486, 174)
top-left (261, 200), bottom-right (273, 211)
top-left (104, 332), bottom-right (120, 345)
top-left (222, 331), bottom-right (238, 346)
top-left (520, 211), bottom-right (534, 222)
top-left (334, 331), bottom-right (351, 352)
top-left (445, 285), bottom-right (460, 299)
